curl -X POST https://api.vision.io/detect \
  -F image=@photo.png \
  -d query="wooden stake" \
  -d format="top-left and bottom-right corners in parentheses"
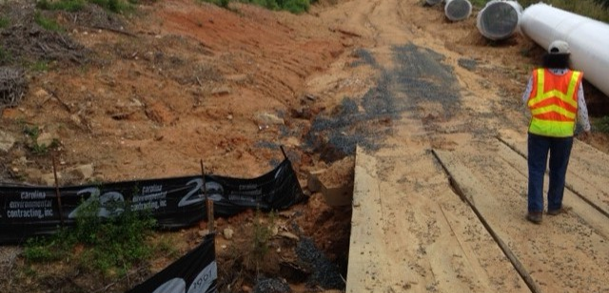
top-left (200, 160), bottom-right (214, 233)
top-left (280, 145), bottom-right (288, 160)
top-left (52, 155), bottom-right (64, 226)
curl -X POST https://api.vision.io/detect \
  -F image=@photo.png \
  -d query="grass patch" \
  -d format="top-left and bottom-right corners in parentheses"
top-left (30, 60), bottom-right (50, 72)
top-left (278, 0), bottom-right (310, 14)
top-left (200, 0), bottom-right (311, 13)
top-left (23, 195), bottom-right (157, 277)
top-left (89, 0), bottom-right (133, 13)
top-left (0, 46), bottom-right (12, 64)
top-left (0, 16), bottom-right (9, 28)
top-left (469, 0), bottom-right (487, 7)
top-left (22, 125), bottom-right (60, 155)
top-left (239, 209), bottom-right (278, 275)
top-left (153, 234), bottom-right (181, 259)
top-left (593, 116), bottom-right (609, 133)
top-left (23, 237), bottom-right (69, 262)
top-left (34, 11), bottom-right (63, 32)
top-left (37, 0), bottom-right (134, 13)
top-left (37, 0), bottom-right (86, 12)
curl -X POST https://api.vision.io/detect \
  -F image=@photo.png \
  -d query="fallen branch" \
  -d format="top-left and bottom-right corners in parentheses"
top-left (91, 25), bottom-right (137, 37)
top-left (331, 27), bottom-right (362, 38)
top-left (45, 88), bottom-right (72, 113)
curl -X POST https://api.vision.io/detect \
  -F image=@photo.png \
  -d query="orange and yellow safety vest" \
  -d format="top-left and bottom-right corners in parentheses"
top-left (527, 68), bottom-right (583, 137)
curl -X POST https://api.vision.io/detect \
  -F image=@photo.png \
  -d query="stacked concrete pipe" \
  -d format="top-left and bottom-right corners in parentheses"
top-left (520, 3), bottom-right (609, 98)
top-left (477, 0), bottom-right (523, 40)
top-left (425, 0), bottom-right (471, 21)
top-left (445, 0), bottom-right (472, 21)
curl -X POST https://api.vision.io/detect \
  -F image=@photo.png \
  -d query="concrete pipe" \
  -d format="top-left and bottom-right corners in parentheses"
top-left (477, 0), bottom-right (523, 40)
top-left (425, 0), bottom-right (442, 6)
top-left (445, 0), bottom-right (472, 22)
top-left (520, 3), bottom-right (609, 98)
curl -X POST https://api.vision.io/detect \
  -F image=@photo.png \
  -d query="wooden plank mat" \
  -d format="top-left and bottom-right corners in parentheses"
top-left (347, 145), bottom-right (528, 293)
top-left (433, 138), bottom-right (609, 293)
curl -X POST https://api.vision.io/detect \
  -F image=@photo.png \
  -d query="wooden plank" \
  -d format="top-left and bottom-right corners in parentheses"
top-left (347, 146), bottom-right (529, 293)
top-left (433, 139), bottom-right (609, 292)
top-left (432, 148), bottom-right (540, 293)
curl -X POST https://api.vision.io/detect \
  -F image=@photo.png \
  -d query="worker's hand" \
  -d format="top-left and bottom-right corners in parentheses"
top-left (577, 130), bottom-right (591, 141)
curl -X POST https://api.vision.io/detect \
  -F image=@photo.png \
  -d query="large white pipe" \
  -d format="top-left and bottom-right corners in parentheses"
top-left (445, 0), bottom-right (472, 21)
top-left (477, 0), bottom-right (523, 40)
top-left (520, 3), bottom-right (609, 97)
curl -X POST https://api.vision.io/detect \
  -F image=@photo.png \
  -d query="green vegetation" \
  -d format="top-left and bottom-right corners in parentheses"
top-left (22, 125), bottom-right (60, 155)
top-left (34, 11), bottom-right (63, 32)
top-left (231, 208), bottom-right (278, 275)
top-left (593, 0), bottom-right (609, 9)
top-left (0, 16), bottom-right (9, 28)
top-left (154, 234), bottom-right (181, 259)
top-left (24, 195), bottom-right (157, 276)
top-left (469, 0), bottom-right (486, 6)
top-left (89, 0), bottom-right (132, 13)
top-left (36, 0), bottom-right (86, 12)
top-left (37, 0), bottom-right (134, 13)
top-left (593, 116), bottom-right (609, 133)
top-left (278, 0), bottom-right (311, 13)
top-left (22, 238), bottom-right (68, 262)
top-left (30, 60), bottom-right (50, 72)
top-left (0, 46), bottom-right (12, 64)
top-left (471, 0), bottom-right (609, 23)
top-left (251, 209), bottom-right (274, 264)
top-left (201, 0), bottom-right (312, 14)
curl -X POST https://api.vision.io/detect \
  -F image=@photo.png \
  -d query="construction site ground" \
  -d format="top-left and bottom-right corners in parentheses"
top-left (1, 0), bottom-right (609, 292)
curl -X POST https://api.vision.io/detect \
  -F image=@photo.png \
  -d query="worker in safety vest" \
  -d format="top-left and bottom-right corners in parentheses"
top-left (522, 40), bottom-right (591, 224)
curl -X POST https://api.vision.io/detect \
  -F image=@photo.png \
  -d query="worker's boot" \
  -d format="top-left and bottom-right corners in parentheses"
top-left (526, 212), bottom-right (542, 224)
top-left (547, 207), bottom-right (566, 216)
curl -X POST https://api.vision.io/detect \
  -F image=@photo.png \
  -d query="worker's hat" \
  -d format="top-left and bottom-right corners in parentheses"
top-left (548, 40), bottom-right (570, 54)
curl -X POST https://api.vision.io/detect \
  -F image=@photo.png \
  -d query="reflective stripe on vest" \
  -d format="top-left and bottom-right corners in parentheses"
top-left (527, 68), bottom-right (582, 137)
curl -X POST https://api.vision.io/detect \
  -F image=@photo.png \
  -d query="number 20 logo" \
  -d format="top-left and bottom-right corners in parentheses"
top-left (178, 178), bottom-right (224, 207)
top-left (68, 187), bottom-right (125, 219)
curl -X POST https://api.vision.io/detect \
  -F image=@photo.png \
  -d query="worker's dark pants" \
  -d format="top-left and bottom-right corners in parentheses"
top-left (527, 133), bottom-right (573, 213)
